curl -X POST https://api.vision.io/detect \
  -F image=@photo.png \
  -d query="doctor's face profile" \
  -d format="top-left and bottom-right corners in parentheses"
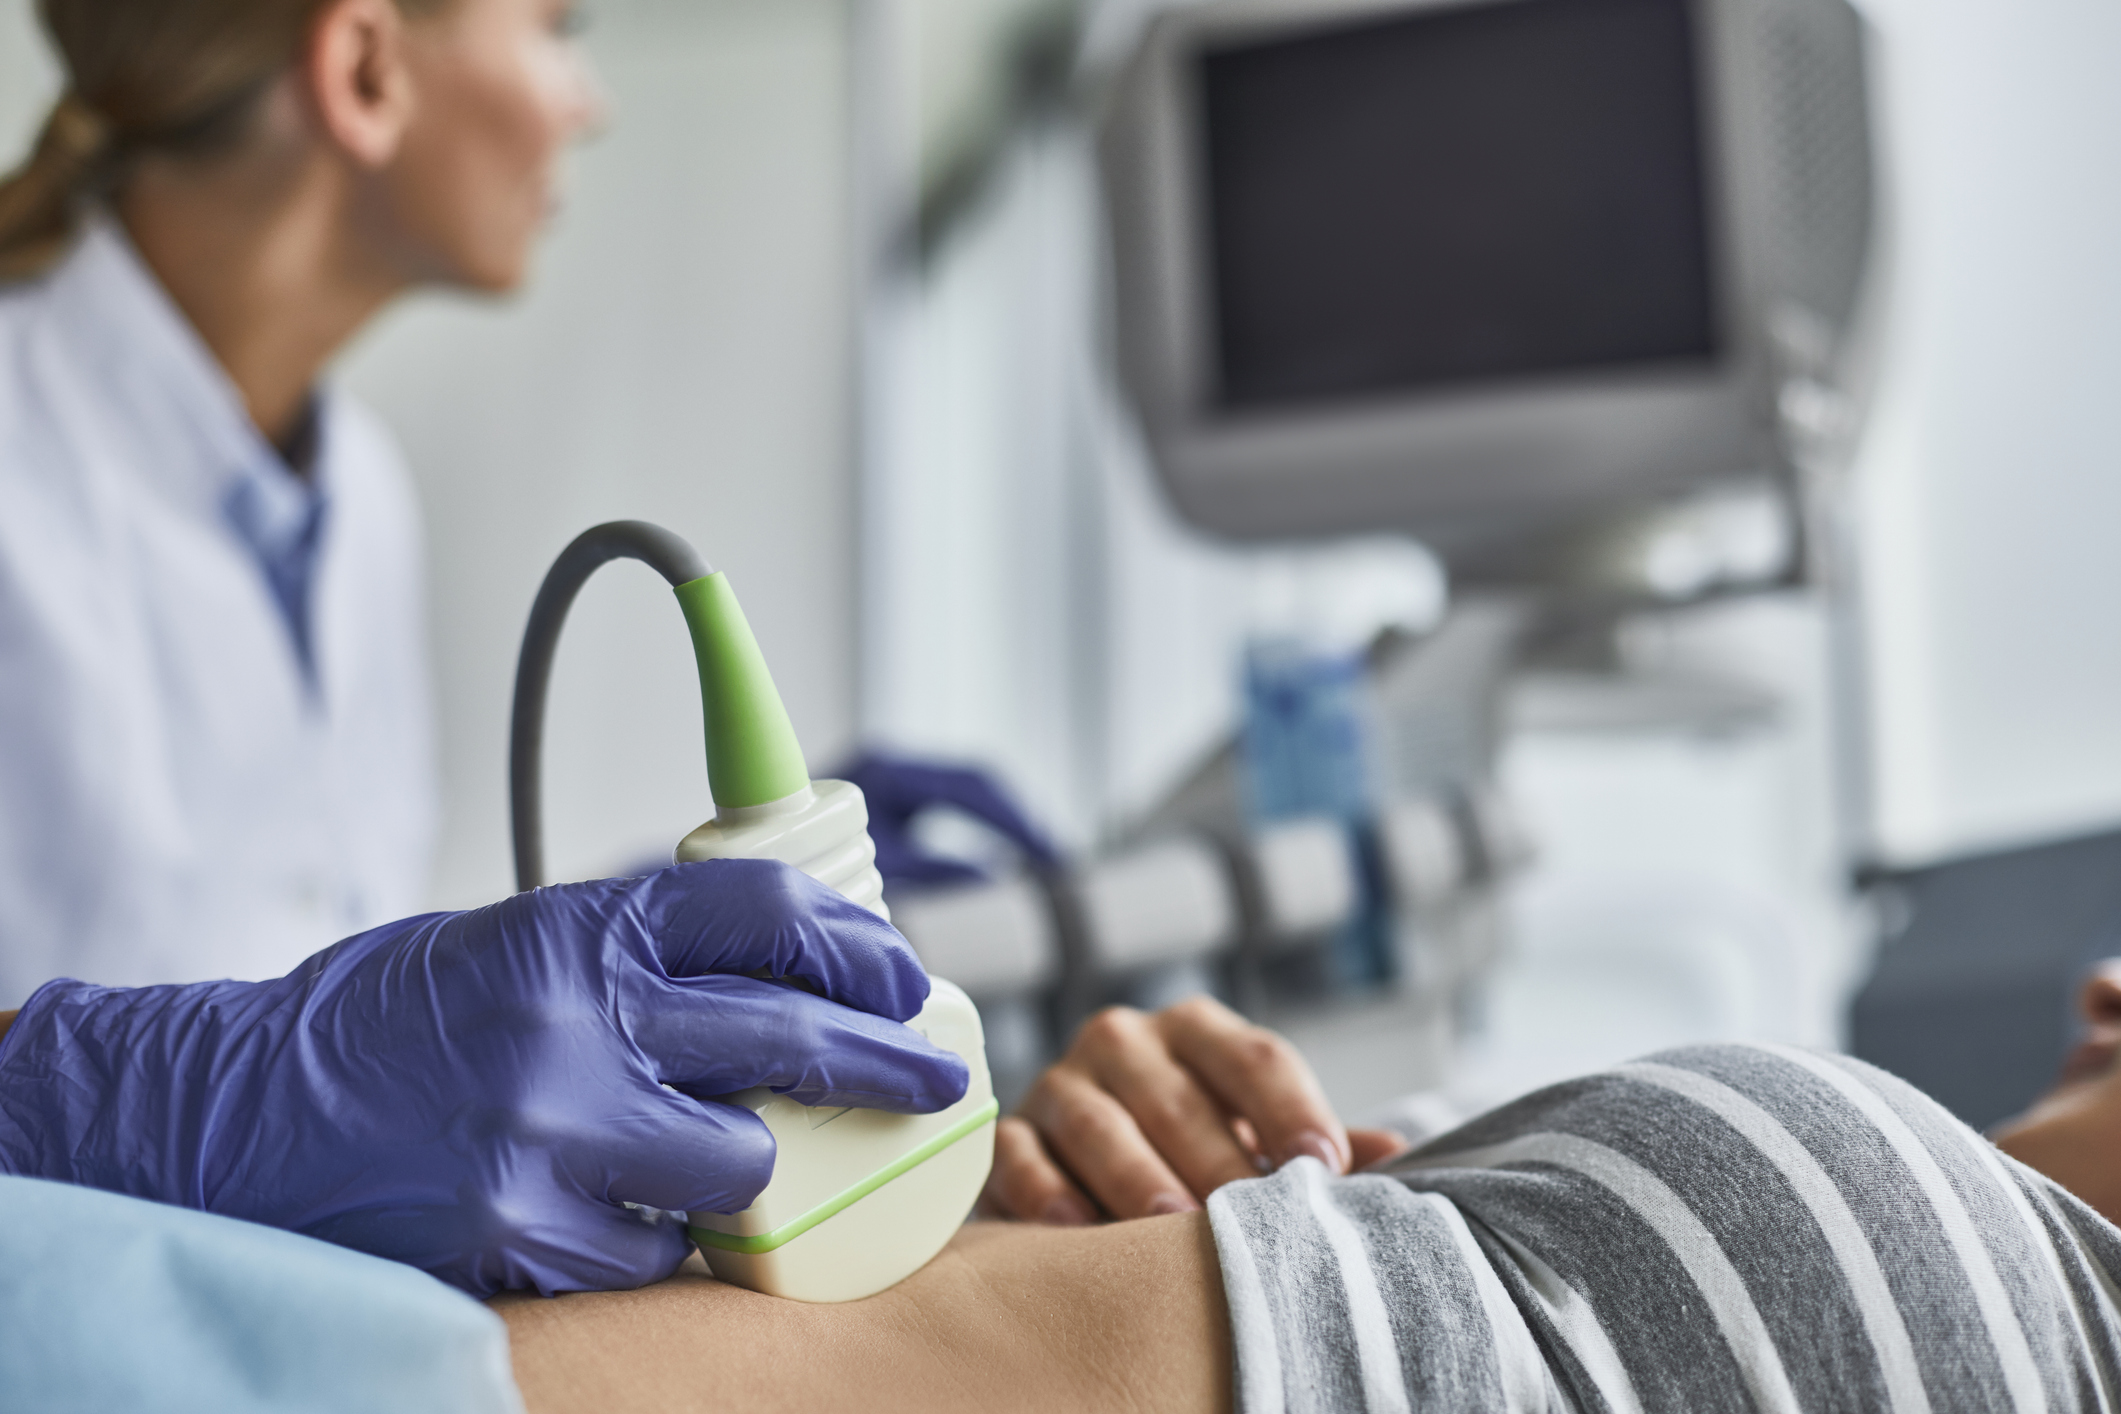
top-left (379, 0), bottom-right (604, 291)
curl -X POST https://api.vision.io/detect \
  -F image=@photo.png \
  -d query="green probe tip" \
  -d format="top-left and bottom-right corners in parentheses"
top-left (672, 573), bottom-right (812, 810)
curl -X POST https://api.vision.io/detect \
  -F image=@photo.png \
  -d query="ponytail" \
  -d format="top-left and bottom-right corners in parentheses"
top-left (0, 0), bottom-right (431, 283)
top-left (0, 93), bottom-right (116, 282)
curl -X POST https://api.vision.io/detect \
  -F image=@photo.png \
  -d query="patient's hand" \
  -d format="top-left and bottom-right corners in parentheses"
top-left (985, 994), bottom-right (1407, 1222)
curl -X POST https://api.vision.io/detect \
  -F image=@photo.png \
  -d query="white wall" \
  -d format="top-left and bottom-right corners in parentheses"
top-left (861, 130), bottom-right (1186, 848)
top-left (0, 2), bottom-right (55, 141)
top-left (342, 0), bottom-right (858, 904)
top-left (1854, 0), bottom-right (2121, 866)
top-left (1, 0), bottom-right (861, 907)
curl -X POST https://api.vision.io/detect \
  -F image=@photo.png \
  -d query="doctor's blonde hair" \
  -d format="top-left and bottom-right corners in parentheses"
top-left (0, 0), bottom-right (431, 282)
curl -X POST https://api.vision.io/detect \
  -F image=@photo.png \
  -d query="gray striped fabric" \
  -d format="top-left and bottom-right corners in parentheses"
top-left (1208, 1043), bottom-right (2121, 1413)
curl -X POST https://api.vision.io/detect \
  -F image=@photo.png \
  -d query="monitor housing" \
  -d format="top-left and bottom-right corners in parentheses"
top-left (1098, 0), bottom-right (1875, 585)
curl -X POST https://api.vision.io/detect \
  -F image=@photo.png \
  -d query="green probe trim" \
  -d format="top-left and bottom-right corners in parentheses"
top-left (671, 573), bottom-right (812, 809)
top-left (688, 1098), bottom-right (1001, 1256)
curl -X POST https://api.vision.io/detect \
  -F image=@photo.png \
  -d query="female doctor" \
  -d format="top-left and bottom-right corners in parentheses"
top-left (0, 0), bottom-right (602, 1003)
top-left (0, 0), bottom-right (1049, 1007)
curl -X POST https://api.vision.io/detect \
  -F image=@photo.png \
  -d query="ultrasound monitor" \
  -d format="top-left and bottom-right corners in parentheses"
top-left (1098, 0), bottom-right (1875, 582)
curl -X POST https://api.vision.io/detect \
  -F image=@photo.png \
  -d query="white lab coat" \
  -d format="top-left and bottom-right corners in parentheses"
top-left (0, 217), bottom-right (438, 1005)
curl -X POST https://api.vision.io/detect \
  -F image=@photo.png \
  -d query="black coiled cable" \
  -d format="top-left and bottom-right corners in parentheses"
top-left (508, 521), bottom-right (711, 892)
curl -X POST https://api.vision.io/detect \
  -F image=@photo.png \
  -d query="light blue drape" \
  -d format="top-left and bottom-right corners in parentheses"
top-left (0, 1175), bottom-right (524, 1413)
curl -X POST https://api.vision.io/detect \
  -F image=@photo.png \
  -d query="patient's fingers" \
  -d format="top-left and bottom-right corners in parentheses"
top-left (984, 1116), bottom-right (1097, 1225)
top-left (1155, 996), bottom-right (1350, 1175)
top-left (1077, 1006), bottom-right (1263, 1200)
top-left (1349, 1126), bottom-right (1411, 1170)
top-left (1018, 1062), bottom-right (1203, 1219)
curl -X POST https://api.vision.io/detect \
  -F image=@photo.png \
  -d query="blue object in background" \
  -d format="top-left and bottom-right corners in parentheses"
top-left (1241, 638), bottom-right (1392, 986)
top-left (1241, 640), bottom-right (1371, 821)
top-left (0, 1174), bottom-right (522, 1413)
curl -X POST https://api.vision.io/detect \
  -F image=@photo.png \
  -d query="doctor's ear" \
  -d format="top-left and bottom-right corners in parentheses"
top-left (303, 0), bottom-right (417, 168)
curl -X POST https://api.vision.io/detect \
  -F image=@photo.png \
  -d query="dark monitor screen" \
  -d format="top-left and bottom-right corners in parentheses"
top-left (1199, 0), bottom-right (1719, 411)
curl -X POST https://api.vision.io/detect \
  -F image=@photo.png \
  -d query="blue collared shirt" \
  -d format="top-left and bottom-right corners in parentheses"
top-left (222, 409), bottom-right (330, 682)
top-left (0, 216), bottom-right (438, 1002)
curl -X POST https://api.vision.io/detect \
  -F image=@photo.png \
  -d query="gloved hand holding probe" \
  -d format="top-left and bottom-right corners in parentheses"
top-left (0, 859), bottom-right (969, 1298)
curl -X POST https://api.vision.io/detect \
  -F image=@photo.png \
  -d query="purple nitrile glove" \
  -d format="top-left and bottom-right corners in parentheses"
top-left (836, 750), bottom-right (1061, 889)
top-left (0, 859), bottom-right (969, 1299)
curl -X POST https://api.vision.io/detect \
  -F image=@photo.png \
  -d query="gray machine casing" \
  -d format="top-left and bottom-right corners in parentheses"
top-left (1096, 0), bottom-right (1875, 579)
